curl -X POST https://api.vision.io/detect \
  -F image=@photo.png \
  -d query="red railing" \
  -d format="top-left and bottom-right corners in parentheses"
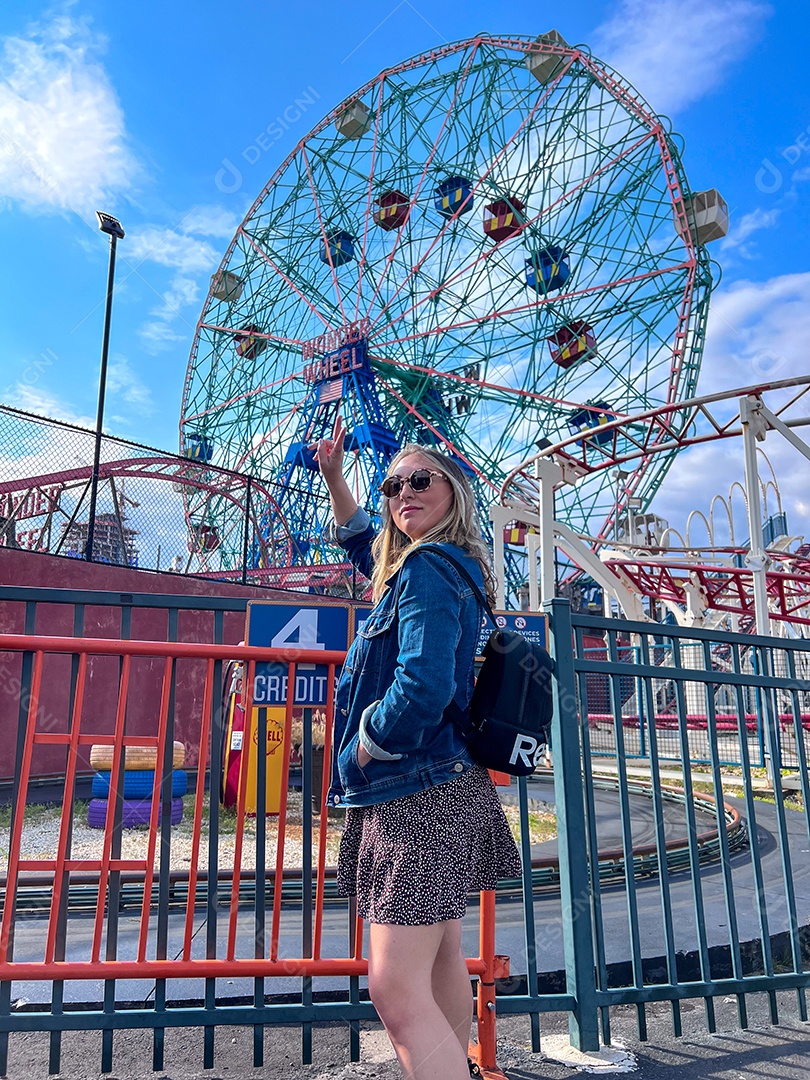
top-left (0, 633), bottom-right (504, 1074)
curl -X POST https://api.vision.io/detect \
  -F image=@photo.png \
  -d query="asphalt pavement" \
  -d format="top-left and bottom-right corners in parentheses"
top-left (3, 999), bottom-right (810, 1079)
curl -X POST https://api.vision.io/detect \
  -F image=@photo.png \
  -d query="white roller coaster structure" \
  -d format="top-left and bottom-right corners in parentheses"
top-left (494, 376), bottom-right (810, 636)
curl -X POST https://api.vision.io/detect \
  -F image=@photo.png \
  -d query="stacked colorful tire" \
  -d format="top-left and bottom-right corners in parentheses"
top-left (87, 741), bottom-right (187, 829)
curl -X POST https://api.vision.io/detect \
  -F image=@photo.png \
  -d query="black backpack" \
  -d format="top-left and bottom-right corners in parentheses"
top-left (419, 546), bottom-right (555, 777)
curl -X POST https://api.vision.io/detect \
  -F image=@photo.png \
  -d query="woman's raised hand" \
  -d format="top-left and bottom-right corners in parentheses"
top-left (314, 413), bottom-right (346, 488)
top-left (313, 414), bottom-right (358, 525)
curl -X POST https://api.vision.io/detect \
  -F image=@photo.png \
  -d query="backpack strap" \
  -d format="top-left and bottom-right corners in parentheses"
top-left (416, 544), bottom-right (497, 627)
top-left (400, 544), bottom-right (492, 738)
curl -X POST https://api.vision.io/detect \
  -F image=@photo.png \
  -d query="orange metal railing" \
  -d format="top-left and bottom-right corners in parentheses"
top-left (0, 633), bottom-right (502, 1072)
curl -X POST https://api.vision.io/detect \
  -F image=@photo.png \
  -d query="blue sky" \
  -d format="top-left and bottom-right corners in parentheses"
top-left (1, 0), bottom-right (810, 542)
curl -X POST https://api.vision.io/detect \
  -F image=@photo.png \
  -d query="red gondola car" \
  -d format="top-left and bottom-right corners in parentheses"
top-left (547, 320), bottom-right (597, 369)
top-left (234, 323), bottom-right (267, 360)
top-left (373, 189), bottom-right (410, 231)
top-left (483, 197), bottom-right (525, 242)
top-left (189, 524), bottom-right (220, 552)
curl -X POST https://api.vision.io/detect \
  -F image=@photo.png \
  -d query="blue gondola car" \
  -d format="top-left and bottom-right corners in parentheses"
top-left (434, 176), bottom-right (473, 218)
top-left (320, 230), bottom-right (356, 267)
top-left (567, 401), bottom-right (614, 447)
top-left (525, 245), bottom-right (570, 292)
top-left (184, 433), bottom-right (214, 462)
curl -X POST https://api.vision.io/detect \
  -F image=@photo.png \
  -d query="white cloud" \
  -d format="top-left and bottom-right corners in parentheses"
top-left (138, 273), bottom-right (201, 353)
top-left (180, 205), bottom-right (240, 240)
top-left (106, 355), bottom-right (154, 415)
top-left (699, 272), bottom-right (810, 396)
top-left (127, 206), bottom-right (237, 351)
top-left (126, 205), bottom-right (239, 275)
top-left (0, 11), bottom-right (139, 214)
top-left (594, 0), bottom-right (771, 115)
top-left (3, 385), bottom-right (95, 428)
top-left (165, 275), bottom-right (200, 309)
top-left (648, 272), bottom-right (810, 542)
top-left (0, 337), bottom-right (152, 436)
top-left (127, 225), bottom-right (220, 275)
top-left (137, 321), bottom-right (186, 348)
top-left (720, 207), bottom-right (780, 255)
top-left (652, 424), bottom-right (810, 546)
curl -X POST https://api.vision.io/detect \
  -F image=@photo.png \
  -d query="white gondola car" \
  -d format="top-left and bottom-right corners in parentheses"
top-left (524, 29), bottom-right (569, 85)
top-left (336, 99), bottom-right (371, 139)
top-left (210, 272), bottom-right (243, 302)
top-left (616, 512), bottom-right (671, 547)
top-left (675, 189), bottom-right (729, 245)
top-left (210, 270), bottom-right (243, 303)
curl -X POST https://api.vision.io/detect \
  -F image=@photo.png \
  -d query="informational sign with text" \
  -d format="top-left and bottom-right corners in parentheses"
top-left (245, 601), bottom-right (353, 706)
top-left (476, 610), bottom-right (548, 657)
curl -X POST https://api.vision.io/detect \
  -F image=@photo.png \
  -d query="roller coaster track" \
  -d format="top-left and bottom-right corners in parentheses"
top-left (499, 377), bottom-right (810, 629)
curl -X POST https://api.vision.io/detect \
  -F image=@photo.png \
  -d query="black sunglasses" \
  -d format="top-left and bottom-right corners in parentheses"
top-left (379, 469), bottom-right (447, 499)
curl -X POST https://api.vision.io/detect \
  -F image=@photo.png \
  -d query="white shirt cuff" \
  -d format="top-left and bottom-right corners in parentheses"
top-left (328, 506), bottom-right (372, 544)
top-left (358, 701), bottom-right (403, 761)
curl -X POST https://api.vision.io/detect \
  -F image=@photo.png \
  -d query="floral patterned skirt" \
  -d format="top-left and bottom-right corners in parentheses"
top-left (336, 764), bottom-right (522, 925)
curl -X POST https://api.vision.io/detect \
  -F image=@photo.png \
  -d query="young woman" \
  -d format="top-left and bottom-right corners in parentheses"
top-left (315, 415), bottom-right (521, 1080)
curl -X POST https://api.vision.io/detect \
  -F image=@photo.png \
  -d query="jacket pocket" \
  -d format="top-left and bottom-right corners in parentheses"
top-left (338, 733), bottom-right (373, 790)
top-left (357, 608), bottom-right (396, 639)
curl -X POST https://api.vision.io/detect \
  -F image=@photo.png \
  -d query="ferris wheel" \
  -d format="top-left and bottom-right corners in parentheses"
top-left (180, 31), bottom-right (722, 578)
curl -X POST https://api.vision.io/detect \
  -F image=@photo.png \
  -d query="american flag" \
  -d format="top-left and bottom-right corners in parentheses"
top-left (318, 377), bottom-right (344, 405)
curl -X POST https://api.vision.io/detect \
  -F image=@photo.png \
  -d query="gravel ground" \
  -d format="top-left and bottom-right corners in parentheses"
top-left (2, 796), bottom-right (554, 872)
top-left (4, 793), bottom-right (343, 871)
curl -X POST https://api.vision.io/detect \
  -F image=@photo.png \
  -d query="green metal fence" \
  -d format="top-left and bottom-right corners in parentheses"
top-left (583, 634), bottom-right (810, 770)
top-left (519, 601), bottom-right (810, 1049)
top-left (1, 587), bottom-right (809, 1068)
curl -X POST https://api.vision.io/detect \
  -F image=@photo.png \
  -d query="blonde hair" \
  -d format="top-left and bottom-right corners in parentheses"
top-left (370, 444), bottom-right (496, 607)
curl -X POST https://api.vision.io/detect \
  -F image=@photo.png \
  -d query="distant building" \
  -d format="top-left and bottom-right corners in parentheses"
top-left (61, 512), bottom-right (139, 566)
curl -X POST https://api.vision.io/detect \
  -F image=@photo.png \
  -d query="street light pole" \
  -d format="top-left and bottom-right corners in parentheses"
top-left (85, 212), bottom-right (125, 561)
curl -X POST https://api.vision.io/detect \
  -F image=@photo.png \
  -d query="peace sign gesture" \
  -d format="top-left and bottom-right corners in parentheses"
top-left (312, 414), bottom-right (357, 525)
top-left (314, 413), bottom-right (346, 483)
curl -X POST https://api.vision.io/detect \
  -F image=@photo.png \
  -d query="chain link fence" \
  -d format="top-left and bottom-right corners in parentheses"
top-left (0, 406), bottom-right (366, 597)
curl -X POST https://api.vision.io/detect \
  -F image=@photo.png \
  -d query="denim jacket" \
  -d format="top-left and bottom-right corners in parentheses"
top-left (328, 510), bottom-right (484, 807)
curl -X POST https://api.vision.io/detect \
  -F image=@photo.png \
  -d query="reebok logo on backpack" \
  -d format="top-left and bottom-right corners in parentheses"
top-left (509, 733), bottom-right (548, 771)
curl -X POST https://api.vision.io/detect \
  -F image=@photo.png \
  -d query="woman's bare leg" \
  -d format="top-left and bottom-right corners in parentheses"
top-left (368, 920), bottom-right (470, 1080)
top-left (431, 919), bottom-right (473, 1056)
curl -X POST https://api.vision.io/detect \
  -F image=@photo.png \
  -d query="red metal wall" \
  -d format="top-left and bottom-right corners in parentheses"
top-left (0, 549), bottom-right (306, 781)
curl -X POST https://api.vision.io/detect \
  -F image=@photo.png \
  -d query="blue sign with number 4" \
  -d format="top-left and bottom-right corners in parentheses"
top-left (245, 602), bottom-right (351, 706)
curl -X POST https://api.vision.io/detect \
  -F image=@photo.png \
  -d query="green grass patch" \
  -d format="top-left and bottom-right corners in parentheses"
top-left (502, 804), bottom-right (557, 846)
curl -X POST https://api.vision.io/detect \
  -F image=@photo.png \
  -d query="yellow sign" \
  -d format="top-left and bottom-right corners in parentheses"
top-left (242, 706), bottom-right (288, 815)
top-left (222, 700), bottom-right (289, 815)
